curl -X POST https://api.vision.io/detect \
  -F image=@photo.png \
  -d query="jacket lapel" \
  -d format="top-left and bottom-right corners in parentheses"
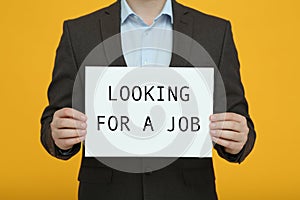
top-left (99, 1), bottom-right (126, 66)
top-left (170, 1), bottom-right (194, 67)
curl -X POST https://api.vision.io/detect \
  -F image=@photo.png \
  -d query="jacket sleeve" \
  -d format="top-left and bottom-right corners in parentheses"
top-left (214, 21), bottom-right (256, 163)
top-left (40, 21), bottom-right (81, 160)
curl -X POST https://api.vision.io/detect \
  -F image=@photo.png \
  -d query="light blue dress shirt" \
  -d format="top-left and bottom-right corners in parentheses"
top-left (121, 0), bottom-right (173, 67)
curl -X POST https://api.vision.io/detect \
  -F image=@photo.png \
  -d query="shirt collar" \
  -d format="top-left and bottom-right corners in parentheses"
top-left (121, 0), bottom-right (173, 24)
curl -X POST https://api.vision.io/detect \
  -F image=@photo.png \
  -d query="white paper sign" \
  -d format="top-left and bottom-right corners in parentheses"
top-left (85, 66), bottom-right (214, 157)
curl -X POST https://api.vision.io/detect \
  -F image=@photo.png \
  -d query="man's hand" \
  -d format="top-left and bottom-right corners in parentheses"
top-left (50, 108), bottom-right (87, 150)
top-left (209, 112), bottom-right (249, 155)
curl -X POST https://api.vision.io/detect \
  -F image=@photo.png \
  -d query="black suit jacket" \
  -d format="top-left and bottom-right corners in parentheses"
top-left (41, 1), bottom-right (256, 199)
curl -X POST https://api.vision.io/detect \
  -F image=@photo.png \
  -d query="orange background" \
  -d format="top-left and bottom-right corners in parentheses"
top-left (1, 0), bottom-right (299, 199)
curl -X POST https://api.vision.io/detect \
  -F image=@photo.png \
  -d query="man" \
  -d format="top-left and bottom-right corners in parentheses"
top-left (41, 0), bottom-right (256, 199)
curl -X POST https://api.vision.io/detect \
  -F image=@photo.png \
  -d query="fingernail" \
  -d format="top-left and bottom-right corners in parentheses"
top-left (210, 123), bottom-right (216, 127)
top-left (81, 115), bottom-right (87, 121)
top-left (81, 123), bottom-right (86, 128)
top-left (210, 130), bottom-right (216, 134)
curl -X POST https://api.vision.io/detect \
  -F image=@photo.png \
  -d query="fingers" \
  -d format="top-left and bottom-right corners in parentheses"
top-left (52, 118), bottom-right (87, 130)
top-left (210, 112), bottom-right (246, 124)
top-left (54, 136), bottom-right (86, 150)
top-left (210, 129), bottom-right (244, 142)
top-left (209, 112), bottom-right (249, 154)
top-left (51, 108), bottom-right (88, 150)
top-left (211, 136), bottom-right (245, 155)
top-left (210, 120), bottom-right (242, 132)
top-left (55, 129), bottom-right (87, 139)
top-left (54, 108), bottom-right (87, 122)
